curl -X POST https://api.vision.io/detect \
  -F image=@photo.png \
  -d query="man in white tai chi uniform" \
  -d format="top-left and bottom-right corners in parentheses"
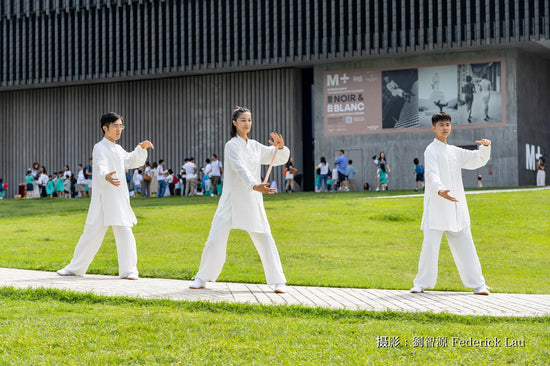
top-left (411, 112), bottom-right (491, 295)
top-left (57, 112), bottom-right (154, 280)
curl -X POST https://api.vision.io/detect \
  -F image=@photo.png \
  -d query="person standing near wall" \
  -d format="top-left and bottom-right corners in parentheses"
top-left (537, 157), bottom-right (546, 186)
top-left (85, 158), bottom-right (93, 198)
top-left (142, 161), bottom-right (152, 197)
top-left (346, 160), bottom-right (357, 191)
top-left (413, 157), bottom-right (425, 192)
top-left (184, 158), bottom-right (198, 197)
top-left (157, 159), bottom-right (168, 198)
top-left (335, 150), bottom-right (349, 191)
top-left (317, 156), bottom-right (329, 192)
top-left (190, 106), bottom-right (289, 293)
top-left (210, 154), bottom-right (223, 196)
top-left (373, 152), bottom-right (391, 191)
top-left (57, 112), bottom-right (154, 280)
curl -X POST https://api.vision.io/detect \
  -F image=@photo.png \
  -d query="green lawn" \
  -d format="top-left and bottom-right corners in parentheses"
top-left (1, 190), bottom-right (548, 365)
top-left (0, 288), bottom-right (548, 365)
top-left (0, 189), bottom-right (548, 293)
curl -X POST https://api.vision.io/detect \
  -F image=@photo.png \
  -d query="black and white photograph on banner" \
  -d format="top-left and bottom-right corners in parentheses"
top-left (457, 62), bottom-right (503, 124)
top-left (417, 65), bottom-right (459, 126)
top-left (381, 69), bottom-right (418, 129)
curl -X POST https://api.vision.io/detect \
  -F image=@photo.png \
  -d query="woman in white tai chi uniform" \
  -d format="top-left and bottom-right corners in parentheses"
top-left (57, 112), bottom-right (154, 280)
top-left (190, 106), bottom-right (290, 293)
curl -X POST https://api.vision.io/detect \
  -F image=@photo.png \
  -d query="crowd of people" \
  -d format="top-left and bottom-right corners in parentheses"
top-left (22, 160), bottom-right (93, 199)
top-left (130, 154), bottom-right (224, 198)
top-left (314, 149), bottom-right (424, 193)
top-left (18, 155), bottom-right (225, 200)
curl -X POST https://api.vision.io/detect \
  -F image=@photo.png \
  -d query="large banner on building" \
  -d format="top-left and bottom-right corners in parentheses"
top-left (324, 59), bottom-right (505, 136)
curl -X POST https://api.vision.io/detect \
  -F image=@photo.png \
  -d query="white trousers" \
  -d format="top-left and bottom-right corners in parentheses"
top-left (413, 227), bottom-right (485, 289)
top-left (536, 170), bottom-right (546, 186)
top-left (196, 203), bottom-right (286, 285)
top-left (63, 223), bottom-right (138, 278)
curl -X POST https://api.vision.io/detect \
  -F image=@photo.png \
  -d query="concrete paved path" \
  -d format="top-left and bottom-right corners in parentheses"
top-left (1, 267), bottom-right (549, 317)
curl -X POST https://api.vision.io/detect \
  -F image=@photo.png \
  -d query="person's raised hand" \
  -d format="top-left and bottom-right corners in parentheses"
top-left (268, 133), bottom-right (284, 149)
top-left (139, 140), bottom-right (155, 149)
top-left (105, 171), bottom-right (121, 187)
top-left (253, 183), bottom-right (277, 195)
top-left (438, 189), bottom-right (458, 202)
top-left (475, 139), bottom-right (491, 146)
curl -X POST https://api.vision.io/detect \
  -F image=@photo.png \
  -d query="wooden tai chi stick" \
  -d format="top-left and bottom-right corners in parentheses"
top-left (262, 148), bottom-right (278, 185)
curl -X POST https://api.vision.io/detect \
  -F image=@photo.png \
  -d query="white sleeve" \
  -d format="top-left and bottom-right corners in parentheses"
top-left (226, 142), bottom-right (257, 191)
top-left (459, 145), bottom-right (491, 170)
top-left (123, 145), bottom-right (148, 170)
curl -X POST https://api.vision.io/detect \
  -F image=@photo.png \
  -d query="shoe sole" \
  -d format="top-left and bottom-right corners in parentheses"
top-left (474, 291), bottom-right (489, 296)
top-left (189, 286), bottom-right (205, 289)
top-left (57, 272), bottom-right (75, 277)
top-left (410, 290), bottom-right (424, 293)
top-left (274, 289), bottom-right (286, 294)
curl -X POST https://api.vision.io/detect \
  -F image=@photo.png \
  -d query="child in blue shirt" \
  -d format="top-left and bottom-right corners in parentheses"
top-left (413, 157), bottom-right (425, 191)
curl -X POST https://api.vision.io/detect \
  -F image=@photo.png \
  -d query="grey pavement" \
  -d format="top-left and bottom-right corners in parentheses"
top-left (1, 267), bottom-right (549, 317)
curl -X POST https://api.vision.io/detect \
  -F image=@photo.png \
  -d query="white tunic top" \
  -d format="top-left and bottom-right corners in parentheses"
top-left (86, 138), bottom-right (148, 227)
top-left (216, 136), bottom-right (290, 233)
top-left (421, 138), bottom-right (491, 232)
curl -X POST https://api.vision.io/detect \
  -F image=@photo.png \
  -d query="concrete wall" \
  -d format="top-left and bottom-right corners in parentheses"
top-left (516, 52), bottom-right (550, 186)
top-left (313, 48), bottom-right (523, 190)
top-left (0, 68), bottom-right (303, 197)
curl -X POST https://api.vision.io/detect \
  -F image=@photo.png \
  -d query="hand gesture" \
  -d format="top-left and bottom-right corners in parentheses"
top-left (105, 171), bottom-right (121, 187)
top-left (475, 139), bottom-right (491, 146)
top-left (139, 140), bottom-right (155, 149)
top-left (268, 132), bottom-right (285, 149)
top-left (253, 183), bottom-right (277, 195)
top-left (438, 189), bottom-right (458, 202)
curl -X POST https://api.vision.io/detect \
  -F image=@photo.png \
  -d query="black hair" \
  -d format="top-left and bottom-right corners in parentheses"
top-left (231, 106), bottom-right (251, 138)
top-left (205, 158), bottom-right (211, 164)
top-left (212, 154), bottom-right (218, 159)
top-left (168, 169), bottom-right (173, 174)
top-left (413, 158), bottom-right (419, 165)
top-left (466, 75), bottom-right (472, 82)
top-left (379, 163), bottom-right (386, 173)
top-left (138, 169), bottom-right (142, 174)
top-left (348, 160), bottom-right (353, 164)
top-left (159, 159), bottom-right (164, 164)
top-left (152, 162), bottom-right (158, 168)
top-left (190, 157), bottom-right (195, 161)
top-left (340, 149), bottom-right (345, 154)
top-left (145, 161), bottom-right (150, 166)
top-left (100, 112), bottom-right (123, 133)
top-left (432, 111), bottom-right (452, 125)
top-left (78, 164), bottom-right (83, 168)
top-left (320, 156), bottom-right (326, 164)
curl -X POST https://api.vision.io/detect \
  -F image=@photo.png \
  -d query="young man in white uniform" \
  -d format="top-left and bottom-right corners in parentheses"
top-left (57, 112), bottom-right (154, 280)
top-left (411, 112), bottom-right (491, 295)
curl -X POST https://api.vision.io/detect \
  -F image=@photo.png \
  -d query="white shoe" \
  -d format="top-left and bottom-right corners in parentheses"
top-left (376, 187), bottom-right (380, 191)
top-left (189, 277), bottom-right (205, 289)
top-left (274, 283), bottom-right (287, 293)
top-left (56, 268), bottom-right (75, 276)
top-left (410, 286), bottom-right (424, 293)
top-left (474, 285), bottom-right (490, 296)
top-left (121, 273), bottom-right (139, 280)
